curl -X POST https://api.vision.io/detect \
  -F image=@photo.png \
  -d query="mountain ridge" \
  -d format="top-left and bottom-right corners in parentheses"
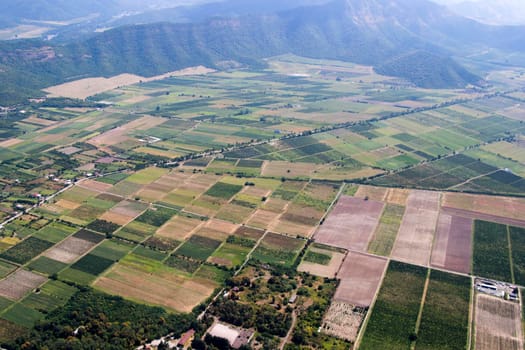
top-left (3, 0), bottom-right (523, 104)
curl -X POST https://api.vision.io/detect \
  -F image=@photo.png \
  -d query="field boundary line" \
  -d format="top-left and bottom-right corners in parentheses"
top-left (507, 225), bottom-right (516, 284)
top-left (412, 268), bottom-right (431, 349)
top-left (467, 276), bottom-right (475, 350)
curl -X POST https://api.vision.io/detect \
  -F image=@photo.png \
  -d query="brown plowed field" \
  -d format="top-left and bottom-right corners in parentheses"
top-left (43, 236), bottom-right (98, 263)
top-left (430, 213), bottom-right (472, 274)
top-left (94, 264), bottom-right (216, 313)
top-left (334, 252), bottom-right (388, 307)
top-left (391, 190), bottom-right (439, 266)
top-left (355, 185), bottom-right (388, 202)
top-left (443, 192), bottom-right (525, 221)
top-left (0, 269), bottom-right (47, 300)
top-left (442, 207), bottom-right (525, 228)
top-left (475, 294), bottom-right (524, 350)
top-left (314, 196), bottom-right (384, 251)
top-left (79, 179), bottom-right (113, 193)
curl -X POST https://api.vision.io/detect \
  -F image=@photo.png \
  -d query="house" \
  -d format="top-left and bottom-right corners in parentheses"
top-left (177, 329), bottom-right (195, 349)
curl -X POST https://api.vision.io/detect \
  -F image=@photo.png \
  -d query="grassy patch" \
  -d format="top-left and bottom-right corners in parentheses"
top-left (210, 243), bottom-right (251, 267)
top-left (27, 256), bottom-right (68, 275)
top-left (21, 280), bottom-right (78, 313)
top-left (133, 245), bottom-right (168, 261)
top-left (1, 303), bottom-right (44, 328)
top-left (368, 204), bottom-right (405, 256)
top-left (0, 260), bottom-right (17, 278)
top-left (90, 239), bottom-right (136, 261)
top-left (303, 250), bottom-right (331, 265)
top-left (0, 319), bottom-right (28, 343)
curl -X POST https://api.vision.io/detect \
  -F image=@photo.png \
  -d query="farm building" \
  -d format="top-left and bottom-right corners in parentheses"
top-left (207, 322), bottom-right (254, 349)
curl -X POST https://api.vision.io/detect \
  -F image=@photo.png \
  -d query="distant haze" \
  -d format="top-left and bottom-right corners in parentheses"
top-left (432, 0), bottom-right (525, 25)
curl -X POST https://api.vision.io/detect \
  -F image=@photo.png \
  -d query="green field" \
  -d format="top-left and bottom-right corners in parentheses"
top-left (205, 182), bottom-right (243, 199)
top-left (367, 204), bottom-right (405, 256)
top-left (360, 261), bottom-right (427, 350)
top-left (472, 220), bottom-right (513, 282)
top-left (0, 237), bottom-right (53, 264)
top-left (175, 235), bottom-right (222, 261)
top-left (509, 226), bottom-right (525, 285)
top-left (27, 256), bottom-right (68, 275)
top-left (415, 270), bottom-right (471, 349)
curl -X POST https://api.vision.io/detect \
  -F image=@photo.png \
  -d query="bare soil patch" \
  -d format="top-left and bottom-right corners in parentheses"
top-left (79, 179), bottom-right (113, 193)
top-left (44, 66), bottom-right (215, 99)
top-left (385, 188), bottom-right (410, 206)
top-left (314, 196), bottom-right (384, 251)
top-left (246, 209), bottom-right (280, 230)
top-left (297, 250), bottom-right (345, 278)
top-left (0, 269), bottom-right (47, 300)
top-left (55, 199), bottom-right (81, 210)
top-left (322, 301), bottom-right (366, 342)
top-left (391, 190), bottom-right (439, 266)
top-left (109, 200), bottom-right (148, 218)
top-left (0, 138), bottom-right (24, 148)
top-left (443, 192), bottom-right (525, 221)
top-left (442, 207), bottom-right (525, 229)
top-left (43, 236), bottom-right (98, 263)
top-left (475, 294), bottom-right (524, 350)
top-left (94, 264), bottom-right (216, 313)
top-left (334, 252), bottom-right (388, 307)
top-left (355, 185), bottom-right (388, 202)
top-left (99, 212), bottom-right (133, 226)
top-left (88, 115), bottom-right (165, 148)
top-left (156, 215), bottom-right (204, 241)
top-left (431, 213), bottom-right (472, 274)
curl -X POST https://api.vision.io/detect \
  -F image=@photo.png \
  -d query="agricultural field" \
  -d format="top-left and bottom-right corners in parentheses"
top-left (359, 261), bottom-right (427, 350)
top-left (390, 190), bottom-right (440, 266)
top-left (0, 55), bottom-right (524, 347)
top-left (314, 196), bottom-right (384, 251)
top-left (416, 270), bottom-right (471, 350)
top-left (474, 294), bottom-right (524, 350)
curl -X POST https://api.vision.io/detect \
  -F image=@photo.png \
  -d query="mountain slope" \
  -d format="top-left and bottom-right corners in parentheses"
top-left (4, 0), bottom-right (521, 104)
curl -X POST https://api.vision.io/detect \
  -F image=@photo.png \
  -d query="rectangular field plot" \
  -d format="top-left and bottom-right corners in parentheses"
top-left (0, 269), bottom-right (47, 300)
top-left (360, 261), bottom-right (427, 350)
top-left (474, 294), bottom-right (524, 350)
top-left (509, 226), bottom-right (525, 285)
top-left (1, 303), bottom-right (44, 328)
top-left (43, 236), bottom-right (99, 263)
top-left (20, 280), bottom-right (77, 313)
top-left (251, 232), bottom-right (305, 267)
top-left (367, 204), bottom-right (404, 257)
top-left (32, 222), bottom-right (77, 243)
top-left (391, 190), bottom-right (439, 266)
top-left (334, 252), bottom-right (387, 307)
top-left (0, 237), bottom-right (53, 265)
top-left (297, 243), bottom-right (346, 278)
top-left (27, 256), bottom-right (68, 275)
top-left (94, 255), bottom-right (219, 313)
top-left (175, 235), bottom-right (222, 261)
top-left (430, 213), bottom-right (472, 274)
top-left (314, 196), bottom-right (384, 251)
top-left (0, 261), bottom-right (16, 278)
top-left (416, 270), bottom-right (471, 350)
top-left (473, 220), bottom-right (512, 282)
